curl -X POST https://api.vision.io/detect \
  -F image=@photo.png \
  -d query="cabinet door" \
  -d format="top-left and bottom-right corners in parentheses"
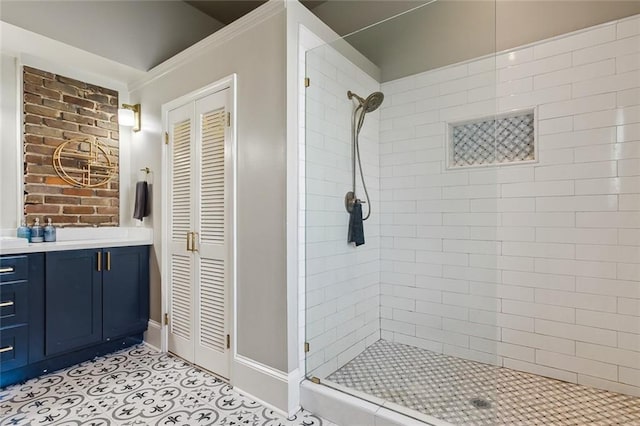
top-left (45, 249), bottom-right (102, 356)
top-left (103, 246), bottom-right (149, 340)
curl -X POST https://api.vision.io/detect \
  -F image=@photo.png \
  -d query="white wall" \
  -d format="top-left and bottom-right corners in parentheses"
top-left (379, 15), bottom-right (640, 396)
top-left (129, 8), bottom-right (291, 374)
top-left (0, 25), bottom-right (136, 230)
top-left (303, 39), bottom-right (382, 380)
top-left (1, 54), bottom-right (19, 228)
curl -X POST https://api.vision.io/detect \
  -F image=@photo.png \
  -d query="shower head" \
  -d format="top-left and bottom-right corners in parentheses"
top-left (347, 91), bottom-right (385, 113)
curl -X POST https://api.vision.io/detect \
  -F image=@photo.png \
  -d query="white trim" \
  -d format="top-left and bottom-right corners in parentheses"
top-left (15, 57), bottom-right (23, 226)
top-left (300, 380), bottom-right (452, 426)
top-left (143, 320), bottom-right (162, 352)
top-left (233, 354), bottom-right (300, 417)
top-left (160, 75), bottom-right (237, 382)
top-left (129, 0), bottom-right (284, 92)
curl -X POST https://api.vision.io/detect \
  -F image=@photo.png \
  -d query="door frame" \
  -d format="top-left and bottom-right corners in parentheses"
top-left (160, 74), bottom-right (237, 382)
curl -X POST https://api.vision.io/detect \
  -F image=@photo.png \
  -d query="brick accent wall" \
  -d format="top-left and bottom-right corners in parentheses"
top-left (23, 66), bottom-right (120, 227)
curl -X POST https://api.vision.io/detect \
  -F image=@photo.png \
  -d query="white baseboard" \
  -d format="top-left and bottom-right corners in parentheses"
top-left (233, 354), bottom-right (301, 417)
top-left (143, 320), bottom-right (162, 351)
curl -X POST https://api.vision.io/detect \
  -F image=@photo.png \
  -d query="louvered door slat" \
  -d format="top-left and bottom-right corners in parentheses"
top-left (199, 258), bottom-right (225, 352)
top-left (171, 255), bottom-right (192, 339)
top-left (172, 120), bottom-right (191, 241)
top-left (200, 107), bottom-right (226, 245)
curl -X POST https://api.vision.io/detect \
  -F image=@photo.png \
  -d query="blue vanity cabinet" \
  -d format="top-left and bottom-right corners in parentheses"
top-left (0, 253), bottom-right (44, 374)
top-left (103, 246), bottom-right (149, 340)
top-left (0, 246), bottom-right (149, 388)
top-left (45, 249), bottom-right (102, 356)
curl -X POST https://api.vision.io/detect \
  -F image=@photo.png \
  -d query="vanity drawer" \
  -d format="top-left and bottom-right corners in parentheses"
top-left (0, 281), bottom-right (28, 327)
top-left (0, 324), bottom-right (28, 372)
top-left (0, 256), bottom-right (28, 283)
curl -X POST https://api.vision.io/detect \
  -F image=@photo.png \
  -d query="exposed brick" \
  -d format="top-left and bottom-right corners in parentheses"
top-left (62, 188), bottom-right (94, 196)
top-left (81, 197), bottom-right (111, 206)
top-left (25, 144), bottom-right (55, 156)
top-left (42, 99), bottom-right (78, 113)
top-left (61, 112), bottom-right (94, 125)
top-left (62, 95), bottom-right (95, 110)
top-left (79, 125), bottom-right (108, 137)
top-left (27, 214), bottom-right (79, 225)
top-left (24, 104), bottom-right (61, 118)
top-left (44, 176), bottom-right (68, 185)
top-left (25, 115), bottom-right (42, 124)
top-left (24, 175), bottom-right (45, 184)
top-left (63, 205), bottom-right (94, 214)
top-left (25, 194), bottom-right (44, 204)
top-left (24, 93), bottom-right (42, 104)
top-left (25, 135), bottom-right (44, 145)
top-left (57, 75), bottom-right (88, 89)
top-left (86, 93), bottom-right (108, 104)
top-left (24, 83), bottom-right (60, 100)
top-left (25, 154), bottom-right (46, 165)
top-left (99, 87), bottom-right (118, 97)
top-left (24, 66), bottom-right (55, 79)
top-left (25, 204), bottom-right (60, 214)
top-left (77, 108), bottom-right (109, 120)
top-left (80, 215), bottom-right (113, 224)
top-left (43, 80), bottom-right (79, 96)
top-left (95, 189), bottom-right (118, 198)
top-left (97, 104), bottom-right (117, 114)
top-left (24, 184), bottom-right (62, 195)
top-left (25, 125), bottom-right (63, 138)
top-left (24, 66), bottom-right (119, 226)
top-left (96, 120), bottom-right (118, 131)
top-left (45, 195), bottom-right (80, 205)
top-left (97, 206), bottom-right (118, 214)
top-left (27, 164), bottom-right (56, 175)
top-left (43, 118), bottom-right (78, 131)
top-left (23, 73), bottom-right (43, 85)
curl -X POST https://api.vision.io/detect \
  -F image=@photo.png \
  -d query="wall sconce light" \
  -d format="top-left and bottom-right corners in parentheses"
top-left (119, 103), bottom-right (141, 132)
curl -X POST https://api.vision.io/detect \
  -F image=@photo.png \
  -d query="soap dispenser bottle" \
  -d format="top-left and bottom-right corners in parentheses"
top-left (44, 218), bottom-right (56, 242)
top-left (31, 218), bottom-right (44, 243)
top-left (17, 219), bottom-right (31, 242)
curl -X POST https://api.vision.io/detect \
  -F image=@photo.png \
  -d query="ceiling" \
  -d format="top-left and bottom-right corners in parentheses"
top-left (185, 0), bottom-right (328, 25)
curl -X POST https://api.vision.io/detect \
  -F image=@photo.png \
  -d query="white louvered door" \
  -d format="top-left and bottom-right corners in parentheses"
top-left (167, 103), bottom-right (195, 361)
top-left (193, 91), bottom-right (231, 377)
top-left (167, 88), bottom-right (232, 379)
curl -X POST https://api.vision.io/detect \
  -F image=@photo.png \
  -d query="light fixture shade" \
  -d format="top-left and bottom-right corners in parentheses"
top-left (119, 103), bottom-right (141, 132)
top-left (118, 108), bottom-right (135, 127)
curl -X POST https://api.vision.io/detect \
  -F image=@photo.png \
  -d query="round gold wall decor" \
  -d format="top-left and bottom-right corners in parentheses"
top-left (52, 138), bottom-right (116, 188)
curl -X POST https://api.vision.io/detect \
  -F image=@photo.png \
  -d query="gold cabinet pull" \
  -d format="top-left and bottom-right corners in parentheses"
top-left (106, 252), bottom-right (111, 271)
top-left (97, 251), bottom-right (102, 272)
top-left (192, 232), bottom-right (198, 253)
top-left (0, 267), bottom-right (14, 273)
top-left (0, 345), bottom-right (13, 354)
top-left (0, 301), bottom-right (14, 308)
top-left (187, 231), bottom-right (192, 252)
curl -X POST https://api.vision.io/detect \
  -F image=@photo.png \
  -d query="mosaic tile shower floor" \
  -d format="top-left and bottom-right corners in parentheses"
top-left (327, 340), bottom-right (640, 425)
top-left (0, 345), bottom-right (331, 426)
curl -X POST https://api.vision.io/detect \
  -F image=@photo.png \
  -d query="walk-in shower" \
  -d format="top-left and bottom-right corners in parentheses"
top-left (303, 2), bottom-right (640, 425)
top-left (345, 90), bottom-right (384, 221)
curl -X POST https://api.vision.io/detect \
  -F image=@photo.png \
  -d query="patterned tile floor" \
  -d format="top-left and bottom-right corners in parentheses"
top-left (0, 345), bottom-right (330, 426)
top-left (327, 340), bottom-right (640, 425)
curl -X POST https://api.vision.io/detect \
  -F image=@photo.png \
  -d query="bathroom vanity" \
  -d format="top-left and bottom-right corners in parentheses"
top-left (0, 228), bottom-right (152, 388)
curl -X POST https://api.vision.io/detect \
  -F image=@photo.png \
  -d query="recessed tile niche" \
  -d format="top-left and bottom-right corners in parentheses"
top-left (448, 110), bottom-right (536, 168)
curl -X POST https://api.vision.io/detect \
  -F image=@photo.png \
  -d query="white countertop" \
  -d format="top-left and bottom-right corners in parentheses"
top-left (0, 227), bottom-right (153, 255)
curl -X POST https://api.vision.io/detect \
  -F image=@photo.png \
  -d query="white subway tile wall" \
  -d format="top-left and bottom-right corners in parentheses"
top-left (378, 15), bottom-right (640, 396)
top-left (303, 43), bottom-right (381, 379)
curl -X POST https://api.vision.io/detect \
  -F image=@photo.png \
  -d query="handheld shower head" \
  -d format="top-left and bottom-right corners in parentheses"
top-left (347, 90), bottom-right (385, 113)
